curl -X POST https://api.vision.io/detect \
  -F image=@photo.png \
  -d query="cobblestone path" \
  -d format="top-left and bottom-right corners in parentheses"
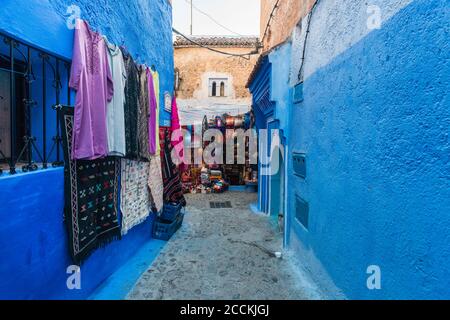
top-left (127, 192), bottom-right (323, 300)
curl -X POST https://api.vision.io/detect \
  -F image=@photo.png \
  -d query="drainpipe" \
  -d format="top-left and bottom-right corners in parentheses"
top-left (283, 143), bottom-right (289, 248)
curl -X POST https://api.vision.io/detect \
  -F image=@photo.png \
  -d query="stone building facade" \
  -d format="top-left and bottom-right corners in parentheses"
top-left (174, 36), bottom-right (260, 121)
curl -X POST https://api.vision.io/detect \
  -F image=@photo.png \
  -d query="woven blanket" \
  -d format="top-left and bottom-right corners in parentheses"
top-left (161, 129), bottom-right (186, 207)
top-left (120, 159), bottom-right (152, 235)
top-left (61, 108), bottom-right (121, 264)
top-left (148, 155), bottom-right (164, 213)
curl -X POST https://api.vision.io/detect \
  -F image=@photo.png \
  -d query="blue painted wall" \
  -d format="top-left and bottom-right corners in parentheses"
top-left (287, 0), bottom-right (450, 299)
top-left (268, 43), bottom-right (292, 136)
top-left (0, 0), bottom-right (174, 299)
top-left (249, 56), bottom-right (272, 214)
top-left (249, 44), bottom-right (292, 217)
top-left (0, 0), bottom-right (174, 155)
top-left (0, 168), bottom-right (159, 300)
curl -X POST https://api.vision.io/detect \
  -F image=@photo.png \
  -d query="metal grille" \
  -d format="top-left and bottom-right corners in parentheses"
top-left (255, 90), bottom-right (275, 115)
top-left (0, 32), bottom-right (72, 175)
top-left (210, 201), bottom-right (233, 209)
top-left (295, 196), bottom-right (309, 230)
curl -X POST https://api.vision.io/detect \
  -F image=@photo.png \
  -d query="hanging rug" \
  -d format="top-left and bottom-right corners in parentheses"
top-left (120, 159), bottom-right (152, 235)
top-left (61, 107), bottom-right (121, 264)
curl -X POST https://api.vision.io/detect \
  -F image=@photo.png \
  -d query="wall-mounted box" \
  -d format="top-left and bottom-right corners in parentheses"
top-left (293, 82), bottom-right (304, 103)
top-left (295, 196), bottom-right (309, 230)
top-left (293, 153), bottom-right (306, 179)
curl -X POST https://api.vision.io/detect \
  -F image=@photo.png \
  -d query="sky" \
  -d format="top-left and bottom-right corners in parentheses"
top-left (172, 0), bottom-right (261, 37)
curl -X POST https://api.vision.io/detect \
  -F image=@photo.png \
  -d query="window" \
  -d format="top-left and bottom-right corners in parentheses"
top-left (220, 82), bottom-right (225, 97)
top-left (0, 33), bottom-right (71, 175)
top-left (174, 68), bottom-right (181, 91)
top-left (211, 81), bottom-right (217, 97)
top-left (209, 78), bottom-right (228, 97)
top-left (0, 58), bottom-right (27, 167)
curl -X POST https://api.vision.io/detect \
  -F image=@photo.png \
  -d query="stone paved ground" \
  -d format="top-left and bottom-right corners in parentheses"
top-left (127, 192), bottom-right (323, 300)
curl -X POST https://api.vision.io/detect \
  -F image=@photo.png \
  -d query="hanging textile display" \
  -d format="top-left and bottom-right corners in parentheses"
top-left (171, 95), bottom-right (186, 172)
top-left (120, 159), bottom-right (152, 235)
top-left (60, 107), bottom-right (121, 264)
top-left (151, 70), bottom-right (161, 154)
top-left (148, 155), bottom-right (164, 213)
top-left (162, 129), bottom-right (187, 207)
top-left (105, 38), bottom-right (127, 157)
top-left (138, 66), bottom-right (151, 160)
top-left (122, 47), bottom-right (140, 160)
top-left (69, 19), bottom-right (114, 160)
top-left (147, 68), bottom-right (158, 155)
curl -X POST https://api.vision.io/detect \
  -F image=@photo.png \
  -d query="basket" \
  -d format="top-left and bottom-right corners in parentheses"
top-left (152, 212), bottom-right (184, 241)
top-left (161, 202), bottom-right (183, 222)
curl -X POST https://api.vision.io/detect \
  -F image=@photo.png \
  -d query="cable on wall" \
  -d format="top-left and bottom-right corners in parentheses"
top-left (298, 0), bottom-right (321, 82)
top-left (261, 0), bottom-right (281, 45)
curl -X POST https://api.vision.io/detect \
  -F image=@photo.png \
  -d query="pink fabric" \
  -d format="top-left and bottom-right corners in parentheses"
top-left (171, 96), bottom-right (185, 170)
top-left (171, 96), bottom-right (181, 143)
top-left (69, 19), bottom-right (114, 160)
top-left (147, 68), bottom-right (157, 155)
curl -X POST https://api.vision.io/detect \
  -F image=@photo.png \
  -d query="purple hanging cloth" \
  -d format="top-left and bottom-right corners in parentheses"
top-left (69, 19), bottom-right (114, 160)
top-left (147, 68), bottom-right (157, 155)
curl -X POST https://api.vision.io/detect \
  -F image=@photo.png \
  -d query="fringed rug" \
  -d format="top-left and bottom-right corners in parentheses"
top-left (120, 159), bottom-right (152, 235)
top-left (61, 107), bottom-right (121, 264)
top-left (161, 129), bottom-right (186, 207)
top-left (148, 155), bottom-right (164, 213)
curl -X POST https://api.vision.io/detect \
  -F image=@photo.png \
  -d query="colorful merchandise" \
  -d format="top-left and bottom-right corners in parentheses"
top-left (151, 70), bottom-right (161, 154)
top-left (148, 155), bottom-right (164, 213)
top-left (122, 47), bottom-right (140, 160)
top-left (138, 66), bottom-right (150, 160)
top-left (171, 96), bottom-right (185, 170)
top-left (147, 68), bottom-right (158, 155)
top-left (70, 19), bottom-right (114, 160)
top-left (162, 129), bottom-right (186, 207)
top-left (120, 159), bottom-right (152, 235)
top-left (105, 38), bottom-right (127, 157)
top-left (61, 107), bottom-right (121, 264)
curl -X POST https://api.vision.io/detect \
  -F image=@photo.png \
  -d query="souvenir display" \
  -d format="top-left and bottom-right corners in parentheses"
top-left (61, 107), bottom-right (121, 263)
top-left (181, 111), bottom-right (257, 194)
top-left (120, 159), bottom-right (152, 235)
top-left (62, 19), bottom-right (257, 260)
top-left (62, 19), bottom-right (186, 261)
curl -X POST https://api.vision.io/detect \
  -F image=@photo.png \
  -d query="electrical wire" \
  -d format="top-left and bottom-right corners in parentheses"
top-left (173, 28), bottom-right (260, 60)
top-left (181, 0), bottom-right (244, 36)
top-left (261, 0), bottom-right (281, 44)
top-left (298, 0), bottom-right (321, 82)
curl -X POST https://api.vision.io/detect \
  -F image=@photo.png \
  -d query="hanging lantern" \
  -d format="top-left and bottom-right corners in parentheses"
top-left (225, 116), bottom-right (234, 128)
top-left (234, 116), bottom-right (244, 128)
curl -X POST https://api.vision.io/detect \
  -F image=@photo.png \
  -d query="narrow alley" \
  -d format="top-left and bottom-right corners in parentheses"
top-left (0, 0), bottom-right (448, 305)
top-left (128, 193), bottom-right (322, 300)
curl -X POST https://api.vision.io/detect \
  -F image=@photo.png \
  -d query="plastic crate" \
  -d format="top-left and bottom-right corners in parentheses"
top-left (152, 212), bottom-right (184, 241)
top-left (161, 202), bottom-right (182, 222)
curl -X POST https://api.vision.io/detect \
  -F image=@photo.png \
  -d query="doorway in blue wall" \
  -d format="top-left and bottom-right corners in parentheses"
top-left (270, 143), bottom-right (285, 236)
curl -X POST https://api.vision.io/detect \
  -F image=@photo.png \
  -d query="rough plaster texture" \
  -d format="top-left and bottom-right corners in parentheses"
top-left (290, 0), bottom-right (414, 82)
top-left (174, 47), bottom-right (258, 110)
top-left (287, 0), bottom-right (449, 299)
top-left (260, 0), bottom-right (315, 52)
top-left (128, 192), bottom-right (323, 300)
